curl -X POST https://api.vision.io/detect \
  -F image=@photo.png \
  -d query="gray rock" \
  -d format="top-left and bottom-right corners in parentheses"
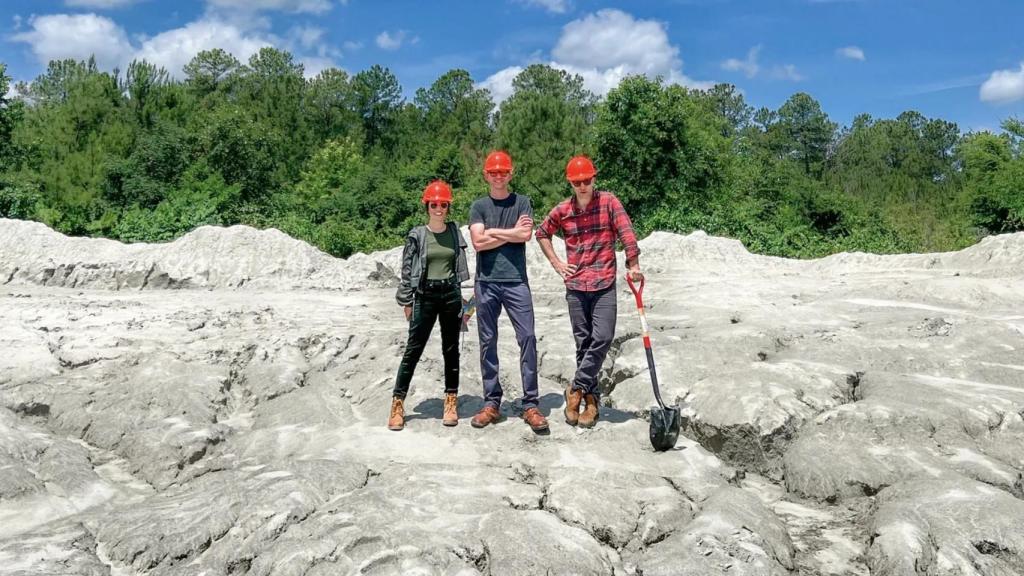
top-left (2, 220), bottom-right (1024, 576)
top-left (636, 487), bottom-right (795, 576)
top-left (868, 478), bottom-right (1024, 576)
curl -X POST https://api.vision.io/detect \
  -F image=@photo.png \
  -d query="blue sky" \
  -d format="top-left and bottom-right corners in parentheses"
top-left (3, 0), bottom-right (1023, 132)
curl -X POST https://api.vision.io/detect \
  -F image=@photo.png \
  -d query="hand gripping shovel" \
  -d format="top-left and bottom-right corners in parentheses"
top-left (626, 274), bottom-right (681, 451)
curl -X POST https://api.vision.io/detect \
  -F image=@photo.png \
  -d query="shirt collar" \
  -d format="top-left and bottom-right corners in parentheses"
top-left (571, 189), bottom-right (601, 214)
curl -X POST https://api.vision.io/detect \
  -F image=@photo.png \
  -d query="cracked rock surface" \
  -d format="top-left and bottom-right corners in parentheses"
top-left (2, 219), bottom-right (1024, 575)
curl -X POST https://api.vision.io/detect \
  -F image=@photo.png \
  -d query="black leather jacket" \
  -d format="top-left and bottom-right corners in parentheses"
top-left (396, 222), bottom-right (470, 306)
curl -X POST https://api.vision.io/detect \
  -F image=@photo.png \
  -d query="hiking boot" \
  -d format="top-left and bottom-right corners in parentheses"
top-left (578, 394), bottom-right (600, 428)
top-left (471, 405), bottom-right (501, 428)
top-left (388, 397), bottom-right (405, 431)
top-left (564, 387), bottom-right (583, 426)
top-left (442, 393), bottom-right (458, 427)
top-left (523, 407), bottom-right (549, 432)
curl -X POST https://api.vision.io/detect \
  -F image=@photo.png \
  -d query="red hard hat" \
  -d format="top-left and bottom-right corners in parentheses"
top-left (422, 180), bottom-right (453, 204)
top-left (566, 155), bottom-right (597, 182)
top-left (484, 150), bottom-right (513, 172)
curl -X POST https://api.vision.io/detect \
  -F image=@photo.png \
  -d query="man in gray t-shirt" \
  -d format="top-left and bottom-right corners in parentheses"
top-left (468, 151), bottom-right (548, 432)
top-left (469, 193), bottom-right (532, 282)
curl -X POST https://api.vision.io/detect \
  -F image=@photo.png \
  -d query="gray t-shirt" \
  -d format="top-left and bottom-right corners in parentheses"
top-left (469, 193), bottom-right (532, 283)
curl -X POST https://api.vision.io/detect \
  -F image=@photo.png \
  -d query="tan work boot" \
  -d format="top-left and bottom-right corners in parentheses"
top-left (471, 405), bottom-right (501, 428)
top-left (578, 394), bottom-right (600, 428)
top-left (442, 393), bottom-right (458, 427)
top-left (564, 387), bottom-right (583, 426)
top-left (388, 397), bottom-right (405, 431)
top-left (523, 407), bottom-right (549, 432)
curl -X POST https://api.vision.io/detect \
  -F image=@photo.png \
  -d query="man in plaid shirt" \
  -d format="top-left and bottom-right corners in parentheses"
top-left (535, 155), bottom-right (643, 428)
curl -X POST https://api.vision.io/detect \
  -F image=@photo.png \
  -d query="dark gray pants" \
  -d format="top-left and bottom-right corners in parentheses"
top-left (476, 281), bottom-right (538, 410)
top-left (566, 285), bottom-right (617, 401)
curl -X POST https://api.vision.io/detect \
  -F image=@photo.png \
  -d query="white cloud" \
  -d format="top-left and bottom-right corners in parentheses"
top-left (12, 15), bottom-right (22, 30)
top-left (477, 66), bottom-right (523, 103)
top-left (10, 14), bottom-right (134, 70)
top-left (722, 45), bottom-right (760, 78)
top-left (836, 45), bottom-right (865, 61)
top-left (9, 10), bottom-right (350, 81)
top-left (343, 40), bottom-right (363, 51)
top-left (770, 64), bottom-right (804, 82)
top-left (517, 0), bottom-right (570, 14)
top-left (980, 63), bottom-right (1024, 104)
top-left (206, 0), bottom-right (333, 14)
top-left (722, 45), bottom-right (802, 82)
top-left (134, 18), bottom-right (274, 77)
top-left (478, 9), bottom-right (710, 103)
top-left (65, 0), bottom-right (140, 8)
top-left (375, 30), bottom-right (417, 51)
top-left (289, 25), bottom-right (325, 50)
top-left (300, 56), bottom-right (340, 79)
top-left (552, 10), bottom-right (679, 77)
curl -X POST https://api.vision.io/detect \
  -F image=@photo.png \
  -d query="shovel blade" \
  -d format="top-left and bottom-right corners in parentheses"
top-left (649, 406), bottom-right (681, 451)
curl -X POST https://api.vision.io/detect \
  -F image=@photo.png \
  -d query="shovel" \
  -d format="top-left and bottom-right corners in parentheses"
top-left (626, 274), bottom-right (681, 451)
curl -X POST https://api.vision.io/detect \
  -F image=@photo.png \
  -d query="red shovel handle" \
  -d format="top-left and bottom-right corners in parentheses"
top-left (626, 273), bottom-right (667, 410)
top-left (626, 274), bottom-right (645, 309)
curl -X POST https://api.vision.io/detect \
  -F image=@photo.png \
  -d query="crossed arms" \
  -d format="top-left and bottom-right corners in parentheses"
top-left (469, 215), bottom-right (533, 252)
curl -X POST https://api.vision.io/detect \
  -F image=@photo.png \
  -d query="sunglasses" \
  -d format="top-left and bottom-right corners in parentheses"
top-left (428, 202), bottom-right (450, 209)
top-left (570, 178), bottom-right (594, 187)
top-left (486, 170), bottom-right (511, 178)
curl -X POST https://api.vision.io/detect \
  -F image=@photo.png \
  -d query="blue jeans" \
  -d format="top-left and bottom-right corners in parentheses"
top-left (475, 281), bottom-right (538, 410)
top-left (566, 285), bottom-right (617, 401)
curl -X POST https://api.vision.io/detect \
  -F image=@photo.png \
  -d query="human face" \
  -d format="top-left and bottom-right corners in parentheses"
top-left (427, 201), bottom-right (450, 219)
top-left (569, 177), bottom-right (594, 193)
top-left (484, 169), bottom-right (512, 189)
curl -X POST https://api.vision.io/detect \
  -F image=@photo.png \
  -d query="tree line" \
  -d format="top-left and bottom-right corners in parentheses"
top-left (0, 48), bottom-right (1021, 259)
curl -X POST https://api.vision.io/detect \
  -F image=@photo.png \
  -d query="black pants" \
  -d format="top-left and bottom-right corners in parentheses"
top-left (392, 282), bottom-right (462, 399)
top-left (566, 285), bottom-right (617, 401)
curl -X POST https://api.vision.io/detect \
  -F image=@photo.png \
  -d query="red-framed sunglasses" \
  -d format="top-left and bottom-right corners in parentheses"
top-left (486, 170), bottom-right (511, 178)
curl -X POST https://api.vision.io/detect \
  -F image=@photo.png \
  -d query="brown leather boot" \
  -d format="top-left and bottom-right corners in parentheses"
top-left (471, 405), bottom-right (501, 428)
top-left (523, 407), bottom-right (549, 432)
top-left (564, 387), bottom-right (583, 426)
top-left (578, 394), bottom-right (599, 428)
top-left (442, 393), bottom-right (458, 427)
top-left (388, 397), bottom-right (405, 431)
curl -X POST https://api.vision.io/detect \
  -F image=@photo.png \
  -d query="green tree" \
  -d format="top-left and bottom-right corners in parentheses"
top-left (184, 49), bottom-right (244, 103)
top-left (12, 60), bottom-right (132, 233)
top-left (495, 64), bottom-right (595, 209)
top-left (774, 92), bottom-right (836, 178)
top-left (351, 65), bottom-right (402, 153)
top-left (305, 68), bottom-right (361, 142)
top-left (960, 122), bottom-right (1024, 233)
top-left (700, 83), bottom-right (752, 138)
top-left (592, 74), bottom-right (731, 230)
top-left (415, 69), bottom-right (494, 153)
top-left (411, 69), bottom-right (494, 188)
top-left (123, 59), bottom-right (171, 128)
top-left (0, 62), bottom-right (25, 171)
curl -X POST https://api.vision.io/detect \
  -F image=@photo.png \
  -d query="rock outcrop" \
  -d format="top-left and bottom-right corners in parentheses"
top-left (2, 218), bottom-right (1024, 575)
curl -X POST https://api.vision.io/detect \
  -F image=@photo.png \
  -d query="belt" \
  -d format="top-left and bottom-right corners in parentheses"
top-left (423, 278), bottom-right (456, 289)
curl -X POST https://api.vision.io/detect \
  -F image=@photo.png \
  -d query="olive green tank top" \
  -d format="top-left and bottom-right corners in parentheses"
top-left (425, 227), bottom-right (456, 280)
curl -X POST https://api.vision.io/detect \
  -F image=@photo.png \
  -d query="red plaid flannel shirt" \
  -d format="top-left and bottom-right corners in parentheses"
top-left (535, 190), bottom-right (640, 292)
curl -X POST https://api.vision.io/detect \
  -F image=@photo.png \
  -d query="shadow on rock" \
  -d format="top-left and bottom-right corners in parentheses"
top-left (407, 394), bottom-right (480, 422)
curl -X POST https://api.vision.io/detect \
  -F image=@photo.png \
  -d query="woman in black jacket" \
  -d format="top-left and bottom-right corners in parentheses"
top-left (390, 180), bottom-right (470, 430)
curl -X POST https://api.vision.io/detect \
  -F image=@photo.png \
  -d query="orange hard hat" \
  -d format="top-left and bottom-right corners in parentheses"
top-left (422, 180), bottom-right (453, 204)
top-left (484, 150), bottom-right (513, 172)
top-left (566, 155), bottom-right (597, 182)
